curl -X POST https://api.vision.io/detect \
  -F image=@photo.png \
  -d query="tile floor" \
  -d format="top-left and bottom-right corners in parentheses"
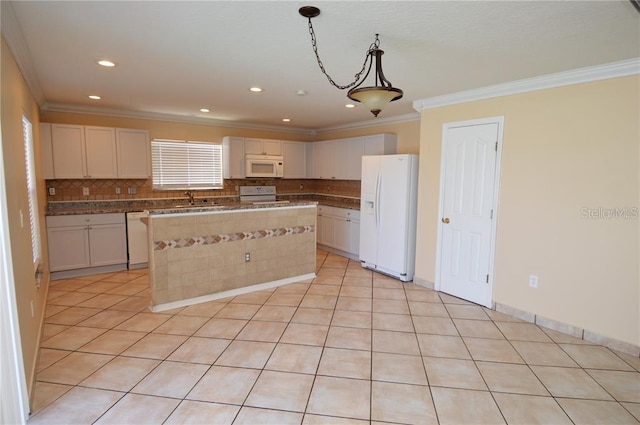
top-left (30, 250), bottom-right (640, 424)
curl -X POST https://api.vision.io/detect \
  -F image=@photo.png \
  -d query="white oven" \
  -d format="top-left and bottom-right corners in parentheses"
top-left (245, 155), bottom-right (284, 178)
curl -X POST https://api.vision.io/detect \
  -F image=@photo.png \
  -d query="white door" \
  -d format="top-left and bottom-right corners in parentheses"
top-left (438, 118), bottom-right (502, 307)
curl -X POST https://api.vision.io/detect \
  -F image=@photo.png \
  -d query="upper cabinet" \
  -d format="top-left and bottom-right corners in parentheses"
top-left (43, 123), bottom-right (150, 179)
top-left (222, 136), bottom-right (245, 179)
top-left (281, 141), bottom-right (306, 179)
top-left (245, 138), bottom-right (282, 156)
top-left (116, 128), bottom-right (151, 178)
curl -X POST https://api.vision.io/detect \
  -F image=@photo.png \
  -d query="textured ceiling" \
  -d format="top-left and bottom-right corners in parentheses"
top-left (4, 1), bottom-right (639, 132)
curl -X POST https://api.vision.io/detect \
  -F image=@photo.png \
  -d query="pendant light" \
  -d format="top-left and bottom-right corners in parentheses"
top-left (299, 6), bottom-right (403, 117)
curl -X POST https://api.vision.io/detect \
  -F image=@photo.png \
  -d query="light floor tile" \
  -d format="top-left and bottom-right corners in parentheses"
top-left (409, 301), bottom-right (448, 317)
top-left (167, 336), bottom-right (230, 364)
top-left (335, 296), bottom-right (372, 312)
top-left (177, 300), bottom-right (227, 317)
top-left (331, 310), bottom-right (371, 329)
top-left (47, 291), bottom-right (97, 306)
top-left (495, 322), bottom-right (553, 342)
top-left (194, 317), bottom-right (247, 339)
top-left (264, 292), bottom-right (304, 306)
top-left (560, 344), bottom-right (635, 371)
top-left (233, 406), bottom-right (303, 425)
top-left (586, 369), bottom-right (640, 403)
top-left (245, 370), bottom-right (315, 412)
top-left (37, 352), bottom-right (113, 385)
top-left (621, 402), bottom-right (640, 421)
top-left (372, 352), bottom-right (428, 385)
top-left (215, 340), bottom-right (275, 368)
top-left (372, 299), bottom-right (410, 314)
top-left (422, 356), bottom-right (486, 390)
top-left (339, 285), bottom-right (372, 298)
top-left (307, 376), bottom-right (370, 420)
top-left (236, 320), bottom-right (287, 342)
top-left (30, 382), bottom-right (73, 415)
top-left (371, 381), bottom-right (438, 424)
top-left (405, 288), bottom-right (441, 303)
top-left (463, 337), bottom-right (524, 363)
top-left (431, 387), bottom-right (505, 425)
top-left (41, 326), bottom-right (107, 351)
top-left (114, 312), bottom-right (171, 332)
top-left (37, 348), bottom-right (71, 372)
top-left (187, 366), bottom-right (260, 404)
top-left (453, 319), bottom-right (504, 339)
top-left (94, 393), bottom-right (179, 425)
top-left (252, 305), bottom-right (297, 322)
top-left (493, 393), bottom-right (572, 424)
top-left (373, 312), bottom-right (414, 332)
top-left (121, 333), bottom-right (187, 360)
top-left (326, 326), bottom-right (371, 350)
top-left (131, 360), bottom-right (208, 398)
top-left (77, 310), bottom-right (136, 329)
top-left (80, 356), bottom-right (160, 392)
top-left (417, 334), bottom-right (471, 359)
top-left (164, 400), bottom-right (240, 425)
top-left (445, 304), bottom-right (490, 320)
top-left (373, 287), bottom-right (406, 300)
top-left (265, 343), bottom-right (323, 374)
top-left (307, 284), bottom-right (341, 296)
top-left (231, 291), bottom-right (272, 305)
top-left (77, 293), bottom-right (128, 309)
top-left (77, 329), bottom-right (146, 355)
top-left (41, 324), bottom-right (71, 341)
top-left (109, 295), bottom-right (150, 312)
top-left (28, 387), bottom-right (123, 425)
top-left (280, 323), bottom-right (329, 346)
top-left (318, 347), bottom-right (371, 379)
top-left (373, 330), bottom-right (420, 355)
top-left (557, 398), bottom-right (640, 424)
top-left (291, 307), bottom-right (334, 325)
top-left (152, 314), bottom-right (209, 335)
top-left (300, 294), bottom-right (338, 309)
top-left (511, 340), bottom-right (580, 367)
top-left (311, 275), bottom-right (343, 285)
top-left (215, 303), bottom-right (261, 319)
top-left (303, 414), bottom-right (369, 424)
top-left (412, 316), bottom-right (459, 336)
top-left (531, 365), bottom-right (614, 400)
top-left (476, 361), bottom-right (549, 395)
top-left (341, 276), bottom-right (373, 287)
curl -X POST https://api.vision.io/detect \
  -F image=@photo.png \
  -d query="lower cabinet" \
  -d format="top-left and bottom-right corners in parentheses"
top-left (317, 206), bottom-right (360, 257)
top-left (46, 213), bottom-right (127, 272)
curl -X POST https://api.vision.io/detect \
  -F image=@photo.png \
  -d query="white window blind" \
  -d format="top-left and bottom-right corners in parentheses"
top-left (151, 139), bottom-right (223, 190)
top-left (22, 116), bottom-right (41, 271)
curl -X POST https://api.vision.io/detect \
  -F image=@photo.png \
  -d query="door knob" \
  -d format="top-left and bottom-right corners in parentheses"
top-left (442, 217), bottom-right (450, 224)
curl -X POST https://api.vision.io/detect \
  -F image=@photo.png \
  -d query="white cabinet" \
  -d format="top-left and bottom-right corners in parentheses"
top-left (50, 124), bottom-right (87, 178)
top-left (46, 124), bottom-right (150, 179)
top-left (222, 136), bottom-right (245, 179)
top-left (46, 213), bottom-right (127, 272)
top-left (116, 128), bottom-right (150, 178)
top-left (245, 138), bottom-right (282, 156)
top-left (312, 142), bottom-right (334, 179)
top-left (364, 134), bottom-right (397, 155)
top-left (316, 206), bottom-right (360, 256)
top-left (282, 141), bottom-right (306, 179)
top-left (40, 123), bottom-right (55, 179)
top-left (85, 126), bottom-right (118, 178)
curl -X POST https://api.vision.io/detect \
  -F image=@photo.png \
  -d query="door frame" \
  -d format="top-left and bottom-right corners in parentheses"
top-left (434, 116), bottom-right (505, 308)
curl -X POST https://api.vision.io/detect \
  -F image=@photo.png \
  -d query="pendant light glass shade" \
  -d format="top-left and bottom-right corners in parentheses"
top-left (348, 86), bottom-right (403, 117)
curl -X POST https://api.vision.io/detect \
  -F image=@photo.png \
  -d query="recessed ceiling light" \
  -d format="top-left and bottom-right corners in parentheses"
top-left (200, 108), bottom-right (210, 113)
top-left (296, 90), bottom-right (307, 96)
top-left (250, 87), bottom-right (263, 92)
top-left (98, 60), bottom-right (115, 67)
top-left (88, 95), bottom-right (101, 100)
top-left (282, 118), bottom-right (291, 122)
top-left (345, 103), bottom-right (356, 108)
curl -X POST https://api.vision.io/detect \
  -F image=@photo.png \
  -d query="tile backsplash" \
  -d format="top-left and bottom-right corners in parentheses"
top-left (45, 178), bottom-right (361, 202)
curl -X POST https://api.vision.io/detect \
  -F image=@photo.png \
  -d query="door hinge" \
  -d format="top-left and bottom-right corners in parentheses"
top-left (486, 274), bottom-right (489, 283)
top-left (490, 209), bottom-right (494, 219)
top-left (495, 141), bottom-right (498, 151)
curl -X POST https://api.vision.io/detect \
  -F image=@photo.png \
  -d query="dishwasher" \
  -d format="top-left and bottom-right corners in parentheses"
top-left (126, 211), bottom-right (149, 269)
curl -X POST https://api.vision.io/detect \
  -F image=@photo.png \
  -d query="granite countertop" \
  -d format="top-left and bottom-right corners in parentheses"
top-left (46, 194), bottom-right (359, 216)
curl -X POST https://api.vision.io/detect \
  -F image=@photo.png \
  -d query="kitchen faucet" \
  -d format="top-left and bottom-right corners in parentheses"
top-left (184, 191), bottom-right (195, 205)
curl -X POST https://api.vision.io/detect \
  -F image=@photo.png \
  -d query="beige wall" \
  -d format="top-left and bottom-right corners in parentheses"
top-left (1, 37), bottom-right (49, 399)
top-left (316, 119), bottom-right (421, 154)
top-left (415, 75), bottom-right (640, 346)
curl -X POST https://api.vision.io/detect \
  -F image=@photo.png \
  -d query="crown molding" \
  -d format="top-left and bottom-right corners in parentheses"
top-left (413, 58), bottom-right (640, 112)
top-left (1, 1), bottom-right (46, 105)
top-left (41, 103), bottom-right (319, 136)
top-left (315, 112), bottom-right (420, 134)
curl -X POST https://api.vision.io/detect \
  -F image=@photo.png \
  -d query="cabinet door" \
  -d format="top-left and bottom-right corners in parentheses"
top-left (320, 215), bottom-right (334, 246)
top-left (47, 226), bottom-right (90, 271)
top-left (332, 140), bottom-right (349, 180)
top-left (116, 128), bottom-right (150, 178)
top-left (244, 138), bottom-right (264, 155)
top-left (51, 124), bottom-right (86, 178)
top-left (89, 223), bottom-right (127, 266)
top-left (350, 219), bottom-right (360, 256)
top-left (282, 141), bottom-right (306, 178)
top-left (223, 137), bottom-right (245, 179)
top-left (364, 134), bottom-right (397, 155)
top-left (333, 216), bottom-right (350, 252)
top-left (316, 208), bottom-right (323, 244)
top-left (306, 143), bottom-right (315, 178)
top-left (263, 140), bottom-right (282, 156)
top-left (313, 142), bottom-right (333, 179)
top-left (347, 137), bottom-right (365, 180)
top-left (85, 126), bottom-right (118, 178)
top-left (40, 123), bottom-right (55, 179)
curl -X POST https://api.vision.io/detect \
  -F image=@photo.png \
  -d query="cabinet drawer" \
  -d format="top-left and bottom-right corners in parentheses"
top-left (332, 207), bottom-right (360, 220)
top-left (317, 205), bottom-right (335, 216)
top-left (47, 213), bottom-right (125, 228)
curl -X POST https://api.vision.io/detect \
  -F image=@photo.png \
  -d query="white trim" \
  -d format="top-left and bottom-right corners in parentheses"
top-left (315, 112), bottom-right (420, 134)
top-left (151, 273), bottom-right (316, 312)
top-left (435, 116), bottom-right (504, 309)
top-left (413, 58), bottom-right (640, 111)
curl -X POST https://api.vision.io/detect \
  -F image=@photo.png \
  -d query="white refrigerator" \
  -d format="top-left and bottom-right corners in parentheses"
top-left (359, 154), bottom-right (419, 281)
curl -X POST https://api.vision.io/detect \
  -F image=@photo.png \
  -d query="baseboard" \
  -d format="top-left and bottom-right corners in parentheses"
top-left (412, 276), bottom-right (434, 289)
top-left (494, 302), bottom-right (640, 357)
top-left (316, 244), bottom-right (359, 261)
top-left (50, 263), bottom-right (127, 280)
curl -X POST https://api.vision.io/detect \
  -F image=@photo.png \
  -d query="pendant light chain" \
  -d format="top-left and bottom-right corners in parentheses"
top-left (306, 17), bottom-right (377, 90)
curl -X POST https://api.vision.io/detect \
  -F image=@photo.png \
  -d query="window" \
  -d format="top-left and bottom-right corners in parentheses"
top-left (151, 139), bottom-right (223, 190)
top-left (22, 116), bottom-right (41, 272)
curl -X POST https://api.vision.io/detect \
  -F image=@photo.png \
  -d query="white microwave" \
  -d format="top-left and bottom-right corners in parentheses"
top-left (245, 155), bottom-right (284, 178)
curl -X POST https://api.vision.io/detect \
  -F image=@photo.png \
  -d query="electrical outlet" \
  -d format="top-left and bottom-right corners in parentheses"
top-left (128, 187), bottom-right (137, 195)
top-left (82, 187), bottom-right (90, 196)
top-left (115, 187), bottom-right (121, 194)
top-left (245, 252), bottom-right (251, 262)
top-left (529, 274), bottom-right (539, 288)
top-left (299, 184), bottom-right (304, 190)
top-left (48, 187), bottom-right (56, 196)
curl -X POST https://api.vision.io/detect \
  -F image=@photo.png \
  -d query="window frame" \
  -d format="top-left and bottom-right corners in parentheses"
top-left (151, 139), bottom-right (224, 190)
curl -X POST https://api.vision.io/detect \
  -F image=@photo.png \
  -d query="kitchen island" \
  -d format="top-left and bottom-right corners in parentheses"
top-left (146, 201), bottom-right (317, 311)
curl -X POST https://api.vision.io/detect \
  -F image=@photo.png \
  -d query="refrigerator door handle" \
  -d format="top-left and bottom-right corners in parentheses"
top-left (375, 171), bottom-right (382, 229)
